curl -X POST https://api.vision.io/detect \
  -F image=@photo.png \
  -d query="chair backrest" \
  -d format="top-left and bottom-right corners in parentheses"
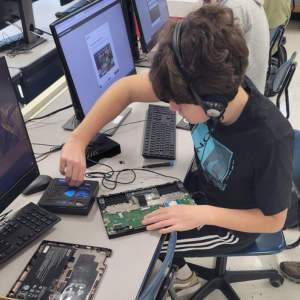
top-left (137, 231), bottom-right (177, 300)
top-left (272, 51), bottom-right (297, 93)
top-left (20, 48), bottom-right (64, 104)
top-left (269, 25), bottom-right (285, 56)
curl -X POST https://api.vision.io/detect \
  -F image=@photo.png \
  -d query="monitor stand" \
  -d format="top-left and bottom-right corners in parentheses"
top-left (134, 51), bottom-right (156, 68)
top-left (62, 107), bottom-right (132, 136)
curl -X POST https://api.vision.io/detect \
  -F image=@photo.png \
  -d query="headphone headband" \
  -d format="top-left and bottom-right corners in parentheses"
top-left (172, 21), bottom-right (228, 123)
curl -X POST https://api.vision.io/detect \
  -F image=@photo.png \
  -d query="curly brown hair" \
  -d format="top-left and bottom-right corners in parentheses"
top-left (149, 4), bottom-right (249, 105)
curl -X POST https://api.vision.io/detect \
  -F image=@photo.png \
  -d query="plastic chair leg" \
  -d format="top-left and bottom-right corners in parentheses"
top-left (189, 277), bottom-right (241, 300)
top-left (285, 88), bottom-right (290, 119)
top-left (227, 269), bottom-right (280, 283)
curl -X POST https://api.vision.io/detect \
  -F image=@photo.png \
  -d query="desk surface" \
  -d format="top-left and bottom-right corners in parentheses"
top-left (0, 87), bottom-right (194, 299)
top-left (1, 0), bottom-right (80, 77)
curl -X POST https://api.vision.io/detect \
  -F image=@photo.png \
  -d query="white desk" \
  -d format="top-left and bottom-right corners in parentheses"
top-left (0, 87), bottom-right (194, 299)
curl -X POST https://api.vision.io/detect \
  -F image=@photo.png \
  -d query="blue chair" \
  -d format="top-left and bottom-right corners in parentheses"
top-left (269, 25), bottom-right (285, 68)
top-left (137, 231), bottom-right (179, 300)
top-left (273, 52), bottom-right (297, 119)
top-left (265, 25), bottom-right (287, 98)
top-left (183, 130), bottom-right (300, 300)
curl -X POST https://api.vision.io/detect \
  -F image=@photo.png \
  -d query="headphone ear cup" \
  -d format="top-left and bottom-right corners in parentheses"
top-left (204, 102), bottom-right (226, 118)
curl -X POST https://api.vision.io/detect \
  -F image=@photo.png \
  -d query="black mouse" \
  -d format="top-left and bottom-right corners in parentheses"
top-left (55, 11), bottom-right (65, 18)
top-left (22, 175), bottom-right (52, 196)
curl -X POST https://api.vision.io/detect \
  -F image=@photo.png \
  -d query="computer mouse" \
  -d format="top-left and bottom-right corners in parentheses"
top-left (55, 11), bottom-right (65, 18)
top-left (22, 175), bottom-right (52, 196)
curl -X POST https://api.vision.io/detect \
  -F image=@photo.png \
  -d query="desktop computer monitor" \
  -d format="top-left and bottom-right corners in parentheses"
top-left (0, 0), bottom-right (46, 50)
top-left (50, 0), bottom-right (136, 136)
top-left (123, 0), bottom-right (169, 68)
top-left (0, 1), bottom-right (20, 31)
top-left (0, 56), bottom-right (40, 214)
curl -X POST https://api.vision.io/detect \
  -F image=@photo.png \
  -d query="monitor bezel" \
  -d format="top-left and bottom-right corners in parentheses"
top-left (131, 0), bottom-right (169, 54)
top-left (0, 56), bottom-right (40, 214)
top-left (50, 0), bottom-right (136, 122)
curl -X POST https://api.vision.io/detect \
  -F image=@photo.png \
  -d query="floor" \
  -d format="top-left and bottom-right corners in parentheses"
top-left (183, 20), bottom-right (300, 300)
top-left (152, 20), bottom-right (300, 300)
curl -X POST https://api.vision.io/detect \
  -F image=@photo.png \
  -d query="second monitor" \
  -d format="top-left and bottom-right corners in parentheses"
top-left (50, 0), bottom-right (136, 136)
top-left (124, 0), bottom-right (170, 68)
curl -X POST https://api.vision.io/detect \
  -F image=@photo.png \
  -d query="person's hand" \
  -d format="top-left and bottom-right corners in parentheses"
top-left (142, 205), bottom-right (206, 234)
top-left (59, 135), bottom-right (87, 186)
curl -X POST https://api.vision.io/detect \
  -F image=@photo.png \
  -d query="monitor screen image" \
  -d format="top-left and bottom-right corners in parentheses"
top-left (50, 0), bottom-right (136, 121)
top-left (0, 56), bottom-right (39, 214)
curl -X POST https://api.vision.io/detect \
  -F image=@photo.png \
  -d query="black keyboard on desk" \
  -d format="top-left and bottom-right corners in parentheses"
top-left (142, 104), bottom-right (176, 160)
top-left (0, 33), bottom-right (24, 52)
top-left (58, 0), bottom-right (94, 17)
top-left (0, 202), bottom-right (60, 265)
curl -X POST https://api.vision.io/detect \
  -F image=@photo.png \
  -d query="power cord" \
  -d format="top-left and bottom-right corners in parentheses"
top-left (0, 210), bottom-right (12, 222)
top-left (25, 104), bottom-right (73, 125)
top-left (32, 143), bottom-right (64, 162)
top-left (85, 158), bottom-right (181, 190)
top-left (101, 119), bottom-right (146, 135)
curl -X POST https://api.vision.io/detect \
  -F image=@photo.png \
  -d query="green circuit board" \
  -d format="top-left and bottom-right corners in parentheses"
top-left (101, 194), bottom-right (195, 236)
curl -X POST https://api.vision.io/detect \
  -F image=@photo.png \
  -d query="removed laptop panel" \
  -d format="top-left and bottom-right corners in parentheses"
top-left (7, 241), bottom-right (112, 300)
top-left (97, 181), bottom-right (196, 239)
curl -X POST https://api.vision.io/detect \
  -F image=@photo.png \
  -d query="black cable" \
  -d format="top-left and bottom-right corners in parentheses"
top-left (32, 143), bottom-right (64, 162)
top-left (25, 104), bottom-right (73, 125)
top-left (35, 28), bottom-right (52, 36)
top-left (135, 53), bottom-right (148, 62)
top-left (85, 158), bottom-right (181, 190)
top-left (0, 210), bottom-right (12, 222)
top-left (101, 119), bottom-right (146, 135)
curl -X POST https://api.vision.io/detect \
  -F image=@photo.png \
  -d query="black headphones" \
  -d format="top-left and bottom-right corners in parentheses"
top-left (172, 21), bottom-right (228, 123)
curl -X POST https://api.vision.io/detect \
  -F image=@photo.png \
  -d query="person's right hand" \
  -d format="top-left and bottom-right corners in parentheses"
top-left (59, 135), bottom-right (87, 186)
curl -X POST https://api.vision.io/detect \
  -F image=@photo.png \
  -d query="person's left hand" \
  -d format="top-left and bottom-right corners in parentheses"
top-left (142, 205), bottom-right (205, 234)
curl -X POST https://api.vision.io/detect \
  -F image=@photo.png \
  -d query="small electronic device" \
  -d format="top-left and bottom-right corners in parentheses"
top-left (97, 181), bottom-right (196, 239)
top-left (38, 178), bottom-right (99, 215)
top-left (7, 240), bottom-right (112, 300)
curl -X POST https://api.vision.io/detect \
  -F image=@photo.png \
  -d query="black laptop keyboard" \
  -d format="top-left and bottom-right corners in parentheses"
top-left (0, 202), bottom-right (60, 265)
top-left (142, 104), bottom-right (176, 160)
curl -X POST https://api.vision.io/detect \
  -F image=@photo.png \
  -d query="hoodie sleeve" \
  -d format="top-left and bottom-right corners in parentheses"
top-left (221, 0), bottom-right (251, 35)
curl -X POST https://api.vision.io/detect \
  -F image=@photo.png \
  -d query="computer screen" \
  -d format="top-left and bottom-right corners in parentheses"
top-left (0, 1), bottom-right (20, 31)
top-left (132, 0), bottom-right (169, 53)
top-left (0, 0), bottom-right (45, 50)
top-left (50, 0), bottom-right (136, 122)
top-left (0, 56), bottom-right (39, 214)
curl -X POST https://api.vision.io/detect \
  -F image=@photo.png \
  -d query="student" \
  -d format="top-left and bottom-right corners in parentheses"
top-left (60, 5), bottom-right (294, 298)
top-left (264, 0), bottom-right (291, 29)
top-left (204, 0), bottom-right (269, 94)
top-left (264, 0), bottom-right (291, 55)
